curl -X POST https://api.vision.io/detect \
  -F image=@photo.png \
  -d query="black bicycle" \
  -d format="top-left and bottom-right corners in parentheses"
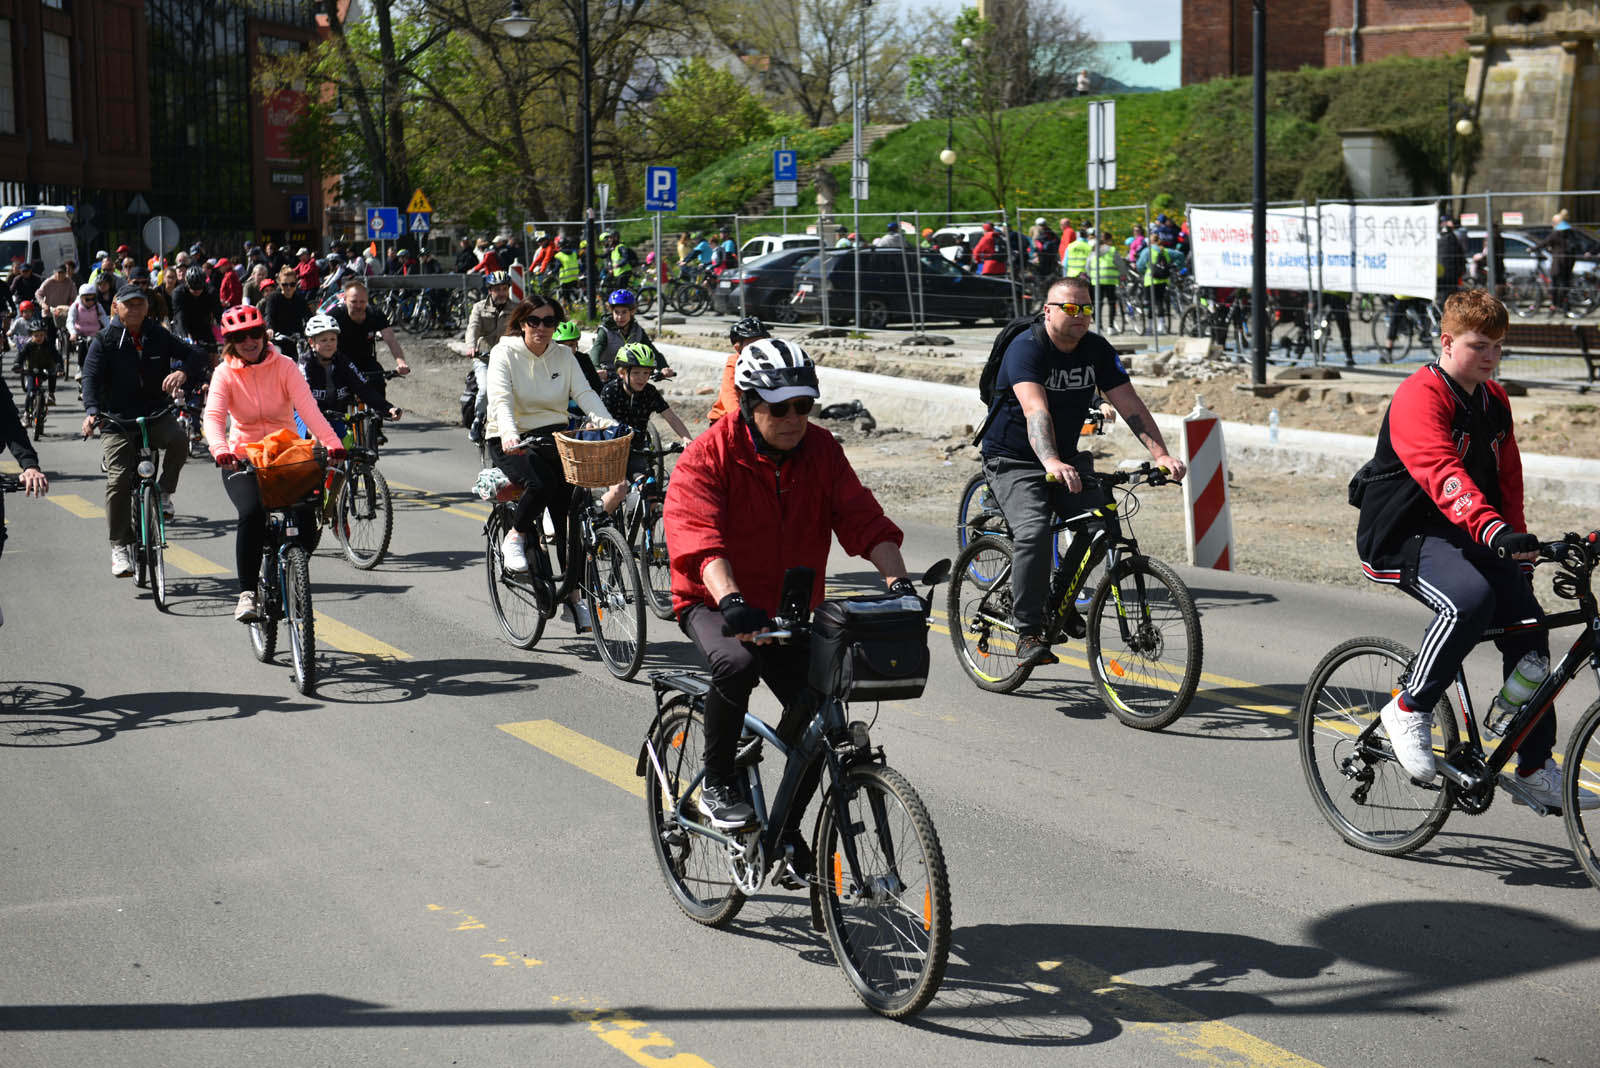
top-left (1299, 531), bottom-right (1600, 889)
top-left (616, 442), bottom-right (683, 621)
top-left (21, 368), bottom-right (48, 440)
top-left (948, 462), bottom-right (1203, 729)
top-left (639, 562), bottom-right (953, 1017)
top-left (325, 404), bottom-right (394, 570)
top-left (241, 455), bottom-right (326, 696)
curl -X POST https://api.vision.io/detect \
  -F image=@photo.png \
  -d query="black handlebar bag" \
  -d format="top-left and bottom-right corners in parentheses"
top-left (808, 593), bottom-right (930, 703)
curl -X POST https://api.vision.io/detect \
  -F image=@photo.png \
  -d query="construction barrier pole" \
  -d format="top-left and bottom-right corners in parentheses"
top-left (1180, 395), bottom-right (1234, 570)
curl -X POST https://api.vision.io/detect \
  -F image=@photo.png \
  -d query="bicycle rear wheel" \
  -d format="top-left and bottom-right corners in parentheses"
top-left (1561, 698), bottom-right (1600, 891)
top-left (587, 526), bottom-right (646, 680)
top-left (1510, 275), bottom-right (1544, 317)
top-left (1298, 636), bottom-right (1457, 855)
top-left (144, 485), bottom-right (168, 612)
top-left (816, 763), bottom-right (951, 1019)
top-left (644, 700), bottom-right (746, 926)
top-left (641, 505), bottom-right (675, 621)
top-left (249, 565), bottom-right (278, 662)
top-left (485, 510), bottom-right (546, 649)
top-left (674, 283), bottom-right (709, 317)
top-left (947, 535), bottom-right (1033, 693)
top-left (955, 472), bottom-right (1005, 557)
top-left (285, 545), bottom-right (316, 694)
top-left (1085, 555), bottom-right (1202, 729)
top-left (335, 464), bottom-right (393, 570)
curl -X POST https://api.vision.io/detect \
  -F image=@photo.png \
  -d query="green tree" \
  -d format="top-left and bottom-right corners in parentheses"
top-left (643, 57), bottom-right (792, 177)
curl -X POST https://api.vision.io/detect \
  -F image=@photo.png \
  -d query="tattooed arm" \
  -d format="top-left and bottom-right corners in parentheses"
top-left (1013, 381), bottom-right (1082, 491)
top-left (1105, 382), bottom-right (1186, 481)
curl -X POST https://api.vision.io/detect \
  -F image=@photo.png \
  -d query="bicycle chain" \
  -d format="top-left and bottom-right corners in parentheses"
top-left (1445, 743), bottom-right (1495, 816)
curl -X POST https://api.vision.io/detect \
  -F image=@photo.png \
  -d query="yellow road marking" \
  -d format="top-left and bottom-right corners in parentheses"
top-left (576, 1009), bottom-right (716, 1068)
top-left (48, 493), bottom-right (105, 519)
top-left (0, 457), bottom-right (18, 474)
top-left (313, 610), bottom-right (413, 660)
top-left (386, 478), bottom-right (494, 521)
top-left (163, 544), bottom-right (229, 576)
top-left (497, 719), bottom-right (645, 799)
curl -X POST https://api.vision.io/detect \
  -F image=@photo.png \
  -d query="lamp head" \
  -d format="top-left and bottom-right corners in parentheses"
top-left (939, 147), bottom-right (957, 166)
top-left (495, 0), bottom-right (534, 37)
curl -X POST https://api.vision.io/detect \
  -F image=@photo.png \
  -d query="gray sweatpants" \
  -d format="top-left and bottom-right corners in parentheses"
top-left (982, 451), bottom-right (1104, 636)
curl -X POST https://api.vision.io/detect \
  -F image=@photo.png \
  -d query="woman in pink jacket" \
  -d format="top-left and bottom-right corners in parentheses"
top-left (203, 304), bottom-right (345, 622)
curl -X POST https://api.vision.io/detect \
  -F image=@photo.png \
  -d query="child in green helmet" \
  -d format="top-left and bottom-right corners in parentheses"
top-left (598, 341), bottom-right (692, 515)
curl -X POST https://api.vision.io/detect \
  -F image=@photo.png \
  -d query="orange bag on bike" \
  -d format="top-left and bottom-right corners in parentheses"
top-left (245, 428), bottom-right (324, 509)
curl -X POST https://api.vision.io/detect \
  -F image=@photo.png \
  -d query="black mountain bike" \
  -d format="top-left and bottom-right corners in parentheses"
top-left (242, 456), bottom-right (325, 696)
top-left (639, 562), bottom-right (953, 1018)
top-left (617, 442), bottom-right (683, 621)
top-left (947, 462), bottom-right (1203, 729)
top-left (325, 404), bottom-right (394, 570)
top-left (21, 369), bottom-right (48, 439)
top-left (1299, 531), bottom-right (1600, 890)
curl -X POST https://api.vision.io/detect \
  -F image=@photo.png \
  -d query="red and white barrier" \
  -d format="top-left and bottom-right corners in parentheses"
top-left (507, 264), bottom-right (526, 302)
top-left (1180, 396), bottom-right (1234, 570)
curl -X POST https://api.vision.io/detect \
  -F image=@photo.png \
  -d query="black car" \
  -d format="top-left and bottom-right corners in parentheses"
top-left (789, 247), bottom-right (1028, 328)
top-left (709, 247), bottom-right (818, 321)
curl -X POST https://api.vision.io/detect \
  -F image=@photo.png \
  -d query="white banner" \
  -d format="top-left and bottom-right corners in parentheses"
top-left (1189, 202), bottom-right (1438, 300)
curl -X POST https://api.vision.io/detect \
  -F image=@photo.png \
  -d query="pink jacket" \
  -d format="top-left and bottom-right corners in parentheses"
top-left (203, 346), bottom-right (340, 461)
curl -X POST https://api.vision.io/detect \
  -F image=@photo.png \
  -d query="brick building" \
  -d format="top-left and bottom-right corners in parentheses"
top-left (1325, 0), bottom-right (1473, 65)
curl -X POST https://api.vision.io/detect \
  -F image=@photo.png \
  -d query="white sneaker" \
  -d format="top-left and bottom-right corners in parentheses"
top-left (234, 591), bottom-right (261, 623)
top-left (1379, 693), bottom-right (1437, 783)
top-left (110, 545), bottom-right (135, 578)
top-left (161, 496), bottom-right (175, 520)
top-left (1510, 758), bottom-right (1600, 812)
top-left (501, 530), bottom-right (529, 573)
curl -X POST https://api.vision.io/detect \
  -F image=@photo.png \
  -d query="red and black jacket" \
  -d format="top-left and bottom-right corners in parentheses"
top-left (1355, 363), bottom-right (1525, 580)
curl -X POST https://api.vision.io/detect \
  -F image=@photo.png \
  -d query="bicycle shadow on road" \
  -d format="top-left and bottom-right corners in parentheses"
top-left (357, 548), bottom-right (481, 574)
top-left (1181, 583), bottom-right (1281, 611)
top-left (310, 654), bottom-right (578, 706)
top-left (1161, 682), bottom-right (1301, 742)
top-left (1380, 830), bottom-right (1593, 891)
top-left (0, 679), bottom-right (315, 748)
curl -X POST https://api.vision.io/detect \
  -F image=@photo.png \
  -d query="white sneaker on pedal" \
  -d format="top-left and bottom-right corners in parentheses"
top-left (234, 591), bottom-right (261, 623)
top-left (501, 530), bottom-right (529, 573)
top-left (1379, 693), bottom-right (1437, 783)
top-left (1511, 758), bottom-right (1600, 812)
top-left (110, 544), bottom-right (135, 578)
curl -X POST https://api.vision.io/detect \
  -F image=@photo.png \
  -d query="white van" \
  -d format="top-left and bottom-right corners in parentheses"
top-left (0, 205), bottom-right (79, 276)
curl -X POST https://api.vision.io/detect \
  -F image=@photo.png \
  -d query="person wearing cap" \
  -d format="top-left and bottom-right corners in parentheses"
top-left (80, 284), bottom-right (209, 578)
top-left (707, 316), bottom-right (769, 425)
top-left (131, 267), bottom-right (171, 325)
top-left (8, 258), bottom-right (40, 311)
top-left (293, 248), bottom-right (320, 296)
top-left (873, 221), bottom-right (908, 249)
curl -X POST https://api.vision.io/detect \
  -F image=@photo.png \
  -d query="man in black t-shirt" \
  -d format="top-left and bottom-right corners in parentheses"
top-left (979, 275), bottom-right (1185, 667)
top-left (330, 277), bottom-right (409, 423)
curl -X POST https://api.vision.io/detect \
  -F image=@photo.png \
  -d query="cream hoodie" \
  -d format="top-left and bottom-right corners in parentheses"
top-left (485, 337), bottom-right (611, 441)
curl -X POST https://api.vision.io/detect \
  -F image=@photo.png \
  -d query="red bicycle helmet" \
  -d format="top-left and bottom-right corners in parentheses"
top-left (221, 304), bottom-right (265, 337)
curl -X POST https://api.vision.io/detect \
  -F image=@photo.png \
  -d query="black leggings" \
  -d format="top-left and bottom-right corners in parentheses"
top-left (220, 467), bottom-right (316, 594)
top-left (489, 433), bottom-right (574, 565)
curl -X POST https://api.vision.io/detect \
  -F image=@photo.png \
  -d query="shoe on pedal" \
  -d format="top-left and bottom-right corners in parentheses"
top-left (161, 496), bottom-right (175, 520)
top-left (1379, 693), bottom-right (1437, 783)
top-left (234, 591), bottom-right (261, 623)
top-left (1511, 757), bottom-right (1600, 812)
top-left (773, 830), bottom-right (814, 890)
top-left (697, 776), bottom-right (755, 828)
top-left (1017, 633), bottom-right (1058, 668)
top-left (110, 544), bottom-right (135, 578)
top-left (501, 530), bottom-right (529, 573)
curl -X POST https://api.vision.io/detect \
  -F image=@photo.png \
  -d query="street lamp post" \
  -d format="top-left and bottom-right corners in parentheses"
top-left (1445, 85), bottom-right (1475, 220)
top-left (940, 127), bottom-right (955, 225)
top-left (497, 0), bottom-right (595, 319)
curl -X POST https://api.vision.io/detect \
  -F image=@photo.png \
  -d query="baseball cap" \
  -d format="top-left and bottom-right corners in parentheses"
top-left (113, 283), bottom-right (148, 303)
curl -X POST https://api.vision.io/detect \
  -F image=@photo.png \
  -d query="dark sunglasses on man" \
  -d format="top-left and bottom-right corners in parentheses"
top-left (763, 397), bottom-right (815, 418)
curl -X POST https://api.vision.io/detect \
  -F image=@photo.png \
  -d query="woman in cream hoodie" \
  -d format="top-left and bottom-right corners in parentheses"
top-left (486, 295), bottom-right (614, 593)
top-left (204, 304), bottom-right (345, 623)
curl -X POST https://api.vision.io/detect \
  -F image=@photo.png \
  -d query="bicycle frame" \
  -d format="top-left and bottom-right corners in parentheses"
top-left (101, 414), bottom-right (166, 554)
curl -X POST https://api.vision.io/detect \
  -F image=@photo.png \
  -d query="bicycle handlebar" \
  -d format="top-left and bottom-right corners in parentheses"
top-left (0, 475), bottom-right (23, 493)
top-left (1046, 462), bottom-right (1171, 488)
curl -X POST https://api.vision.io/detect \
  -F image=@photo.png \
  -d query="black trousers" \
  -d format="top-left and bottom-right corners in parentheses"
top-left (489, 434), bottom-right (574, 566)
top-left (220, 467), bottom-right (316, 593)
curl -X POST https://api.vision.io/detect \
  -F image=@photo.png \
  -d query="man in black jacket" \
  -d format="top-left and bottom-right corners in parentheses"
top-left (79, 285), bottom-right (209, 578)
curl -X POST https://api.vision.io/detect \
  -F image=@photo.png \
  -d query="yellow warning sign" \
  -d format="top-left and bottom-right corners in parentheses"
top-left (406, 189), bottom-right (433, 214)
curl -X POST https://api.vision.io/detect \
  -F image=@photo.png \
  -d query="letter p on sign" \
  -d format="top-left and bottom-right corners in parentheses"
top-left (645, 166), bottom-right (677, 212)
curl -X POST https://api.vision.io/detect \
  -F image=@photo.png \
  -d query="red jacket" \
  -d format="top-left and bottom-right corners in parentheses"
top-left (665, 413), bottom-right (903, 618)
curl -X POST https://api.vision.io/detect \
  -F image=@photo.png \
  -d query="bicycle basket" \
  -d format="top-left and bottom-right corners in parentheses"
top-left (245, 430), bottom-right (325, 509)
top-left (554, 428), bottom-right (633, 488)
top-left (808, 593), bottom-right (930, 703)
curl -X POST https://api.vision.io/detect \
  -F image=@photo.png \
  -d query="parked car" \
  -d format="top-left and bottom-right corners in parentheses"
top-left (738, 232), bottom-right (823, 264)
top-left (1462, 228), bottom-right (1599, 283)
top-left (710, 247), bottom-right (819, 320)
top-left (789, 247), bottom-right (1029, 328)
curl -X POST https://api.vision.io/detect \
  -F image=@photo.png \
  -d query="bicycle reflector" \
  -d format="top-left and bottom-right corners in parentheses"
top-left (137, 460), bottom-right (156, 479)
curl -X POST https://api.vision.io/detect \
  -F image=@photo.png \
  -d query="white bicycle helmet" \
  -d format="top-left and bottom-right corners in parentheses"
top-left (305, 312), bottom-right (340, 337)
top-left (734, 337), bottom-right (819, 403)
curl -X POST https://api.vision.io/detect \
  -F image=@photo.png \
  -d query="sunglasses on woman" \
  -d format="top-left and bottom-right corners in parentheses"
top-left (763, 397), bottom-right (815, 418)
top-left (231, 327), bottom-right (266, 341)
top-left (522, 314), bottom-right (562, 329)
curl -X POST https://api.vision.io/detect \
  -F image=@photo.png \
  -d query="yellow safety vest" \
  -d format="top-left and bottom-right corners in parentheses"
top-left (1090, 246), bottom-right (1119, 286)
top-left (556, 251), bottom-right (580, 284)
top-left (1064, 238), bottom-right (1092, 277)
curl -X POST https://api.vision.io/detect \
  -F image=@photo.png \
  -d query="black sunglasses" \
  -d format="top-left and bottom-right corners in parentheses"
top-left (522, 314), bottom-right (562, 329)
top-left (231, 327), bottom-right (267, 341)
top-left (763, 397), bottom-right (815, 418)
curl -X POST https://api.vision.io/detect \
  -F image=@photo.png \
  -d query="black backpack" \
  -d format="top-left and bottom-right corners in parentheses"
top-left (973, 312), bottom-right (1043, 444)
top-left (1148, 247), bottom-right (1171, 280)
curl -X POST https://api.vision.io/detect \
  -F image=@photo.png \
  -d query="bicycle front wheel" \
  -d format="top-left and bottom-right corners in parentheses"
top-left (1510, 275), bottom-right (1544, 317)
top-left (335, 464), bottom-right (393, 570)
top-left (249, 565), bottom-right (278, 663)
top-left (644, 700), bottom-right (746, 926)
top-left (285, 545), bottom-right (316, 695)
top-left (673, 283), bottom-right (709, 317)
top-left (1085, 555), bottom-right (1203, 730)
top-left (144, 486), bottom-right (168, 612)
top-left (816, 763), bottom-right (951, 1018)
top-left (641, 505), bottom-right (675, 621)
top-left (485, 510), bottom-right (546, 649)
top-left (1561, 697), bottom-right (1600, 891)
top-left (947, 534), bottom-right (1033, 693)
top-left (587, 526), bottom-right (646, 680)
top-left (1298, 637), bottom-right (1457, 855)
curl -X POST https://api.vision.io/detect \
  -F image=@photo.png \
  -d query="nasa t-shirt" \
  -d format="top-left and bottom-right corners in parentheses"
top-left (979, 323), bottom-right (1129, 463)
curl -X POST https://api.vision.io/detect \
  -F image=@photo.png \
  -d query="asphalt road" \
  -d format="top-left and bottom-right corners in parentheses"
top-left (2, 395), bottom-right (1597, 1067)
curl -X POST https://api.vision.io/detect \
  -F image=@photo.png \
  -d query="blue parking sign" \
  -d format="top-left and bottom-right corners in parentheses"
top-left (645, 166), bottom-right (677, 212)
top-left (289, 194), bottom-right (310, 222)
top-left (366, 206), bottom-right (402, 241)
top-left (773, 150), bottom-right (798, 182)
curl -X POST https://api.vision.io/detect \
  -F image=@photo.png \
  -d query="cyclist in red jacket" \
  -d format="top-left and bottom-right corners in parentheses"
top-left (664, 337), bottom-right (912, 842)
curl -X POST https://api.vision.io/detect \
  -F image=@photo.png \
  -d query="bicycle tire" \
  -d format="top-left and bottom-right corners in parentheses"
top-left (335, 464), bottom-right (393, 570)
top-left (249, 565), bottom-right (278, 662)
top-left (641, 504), bottom-right (675, 621)
top-left (1298, 636), bottom-right (1457, 856)
top-left (636, 285), bottom-right (657, 316)
top-left (285, 544), bottom-right (316, 694)
top-left (1562, 697), bottom-right (1600, 892)
top-left (644, 700), bottom-right (746, 926)
top-left (947, 534), bottom-right (1033, 693)
top-left (1085, 555), bottom-right (1203, 730)
top-left (1177, 305), bottom-right (1202, 339)
top-left (145, 485), bottom-right (168, 613)
top-left (1510, 274), bottom-right (1544, 318)
top-left (955, 471), bottom-right (1002, 555)
top-left (1565, 274), bottom-right (1600, 319)
top-left (816, 763), bottom-right (951, 1018)
top-left (674, 283), bottom-right (709, 317)
top-left (587, 526), bottom-right (646, 680)
top-left (31, 390), bottom-right (45, 439)
top-left (485, 510), bottom-right (546, 649)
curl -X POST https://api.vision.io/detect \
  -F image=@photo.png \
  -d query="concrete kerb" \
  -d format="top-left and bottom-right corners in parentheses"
top-left (655, 341), bottom-right (1600, 510)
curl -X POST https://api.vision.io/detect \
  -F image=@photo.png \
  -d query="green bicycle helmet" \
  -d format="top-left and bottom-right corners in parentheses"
top-left (614, 341), bottom-right (657, 369)
top-left (552, 320), bottom-right (580, 343)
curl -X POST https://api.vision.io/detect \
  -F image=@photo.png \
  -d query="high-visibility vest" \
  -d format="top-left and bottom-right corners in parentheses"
top-left (1143, 246), bottom-right (1170, 287)
top-left (556, 251), bottom-right (580, 284)
top-left (1090, 246), bottom-right (1120, 286)
top-left (1064, 238), bottom-right (1092, 277)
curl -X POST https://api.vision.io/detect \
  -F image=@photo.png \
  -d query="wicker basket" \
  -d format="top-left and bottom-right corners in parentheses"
top-left (254, 457), bottom-right (327, 510)
top-left (555, 429), bottom-right (633, 488)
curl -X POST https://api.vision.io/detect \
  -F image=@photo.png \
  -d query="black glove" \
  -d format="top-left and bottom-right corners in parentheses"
top-left (1490, 528), bottom-right (1540, 559)
top-left (718, 593), bottom-right (773, 637)
top-left (888, 578), bottom-right (917, 598)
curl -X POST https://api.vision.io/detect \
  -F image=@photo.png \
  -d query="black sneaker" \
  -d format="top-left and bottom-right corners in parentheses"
top-left (698, 776), bottom-right (755, 828)
top-left (1017, 633), bottom-right (1059, 668)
